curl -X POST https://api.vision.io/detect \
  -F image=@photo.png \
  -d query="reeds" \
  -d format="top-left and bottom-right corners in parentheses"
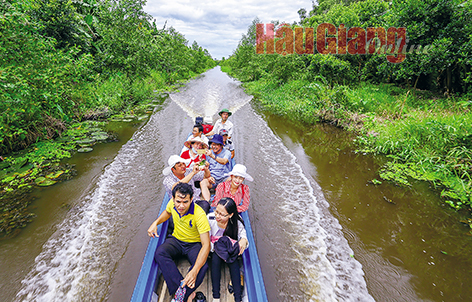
top-left (243, 77), bottom-right (472, 209)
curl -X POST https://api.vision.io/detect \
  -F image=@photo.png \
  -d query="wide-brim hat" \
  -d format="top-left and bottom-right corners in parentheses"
top-left (225, 164), bottom-right (253, 181)
top-left (209, 134), bottom-right (224, 146)
top-left (204, 116), bottom-right (213, 124)
top-left (184, 136), bottom-right (208, 149)
top-left (163, 155), bottom-right (190, 176)
top-left (218, 109), bottom-right (232, 117)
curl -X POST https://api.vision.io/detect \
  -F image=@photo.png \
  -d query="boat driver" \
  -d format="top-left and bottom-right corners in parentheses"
top-left (206, 109), bottom-right (233, 139)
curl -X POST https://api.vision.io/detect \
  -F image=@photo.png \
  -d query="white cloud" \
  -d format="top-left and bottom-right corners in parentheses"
top-left (144, 0), bottom-right (312, 59)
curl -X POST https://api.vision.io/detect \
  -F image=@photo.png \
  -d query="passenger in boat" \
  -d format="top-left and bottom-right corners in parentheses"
top-left (181, 137), bottom-right (208, 168)
top-left (148, 183), bottom-right (211, 302)
top-left (212, 164), bottom-right (252, 213)
top-left (163, 154), bottom-right (214, 212)
top-left (207, 197), bottom-right (248, 302)
top-left (219, 129), bottom-right (234, 159)
top-left (205, 134), bottom-right (232, 187)
top-left (206, 109), bottom-right (233, 139)
top-left (187, 123), bottom-right (209, 147)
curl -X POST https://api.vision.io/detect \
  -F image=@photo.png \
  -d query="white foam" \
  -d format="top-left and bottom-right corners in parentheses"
top-left (169, 68), bottom-right (253, 120)
top-left (16, 129), bottom-right (148, 302)
top-left (246, 109), bottom-right (374, 301)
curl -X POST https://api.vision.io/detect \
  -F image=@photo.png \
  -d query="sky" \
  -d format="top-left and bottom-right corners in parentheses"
top-left (144, 0), bottom-right (312, 60)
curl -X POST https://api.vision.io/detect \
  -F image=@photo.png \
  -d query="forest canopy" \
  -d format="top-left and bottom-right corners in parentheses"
top-left (225, 0), bottom-right (472, 94)
top-left (0, 0), bottom-right (216, 154)
top-left (221, 0), bottom-right (472, 212)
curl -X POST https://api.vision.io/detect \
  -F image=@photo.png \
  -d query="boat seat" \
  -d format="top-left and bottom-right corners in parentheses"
top-left (155, 258), bottom-right (236, 302)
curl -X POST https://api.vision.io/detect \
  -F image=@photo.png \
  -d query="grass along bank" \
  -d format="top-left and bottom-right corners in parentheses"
top-left (1, 0), bottom-right (217, 237)
top-left (0, 76), bottom-right (190, 238)
top-left (241, 78), bottom-right (472, 219)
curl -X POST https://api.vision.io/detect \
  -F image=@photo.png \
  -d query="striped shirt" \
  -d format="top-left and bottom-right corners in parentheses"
top-left (212, 180), bottom-right (250, 213)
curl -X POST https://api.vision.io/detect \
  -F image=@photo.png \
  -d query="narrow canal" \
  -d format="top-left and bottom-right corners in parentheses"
top-left (1, 67), bottom-right (472, 301)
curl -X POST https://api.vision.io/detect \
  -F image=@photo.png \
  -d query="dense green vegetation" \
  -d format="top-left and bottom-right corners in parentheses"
top-left (1, 0), bottom-right (216, 236)
top-left (1, 0), bottom-right (216, 155)
top-left (221, 0), bottom-right (472, 214)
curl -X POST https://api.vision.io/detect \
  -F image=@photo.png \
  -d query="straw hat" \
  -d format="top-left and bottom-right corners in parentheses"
top-left (225, 164), bottom-right (253, 181)
top-left (184, 136), bottom-right (208, 149)
top-left (163, 155), bottom-right (190, 176)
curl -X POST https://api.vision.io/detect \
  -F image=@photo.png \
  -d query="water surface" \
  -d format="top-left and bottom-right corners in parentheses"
top-left (2, 67), bottom-right (471, 302)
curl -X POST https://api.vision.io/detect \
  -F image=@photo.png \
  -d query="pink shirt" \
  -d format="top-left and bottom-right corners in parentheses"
top-left (212, 180), bottom-right (250, 213)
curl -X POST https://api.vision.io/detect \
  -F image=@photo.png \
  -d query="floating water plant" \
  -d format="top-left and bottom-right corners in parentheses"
top-left (78, 147), bottom-right (93, 153)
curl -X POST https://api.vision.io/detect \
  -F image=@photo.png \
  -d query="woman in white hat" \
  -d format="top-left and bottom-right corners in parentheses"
top-left (211, 164), bottom-right (253, 213)
top-left (181, 136), bottom-right (208, 168)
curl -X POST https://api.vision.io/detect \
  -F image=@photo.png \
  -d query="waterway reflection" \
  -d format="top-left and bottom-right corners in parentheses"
top-left (258, 108), bottom-right (472, 301)
top-left (0, 121), bottom-right (142, 302)
top-left (4, 67), bottom-right (472, 302)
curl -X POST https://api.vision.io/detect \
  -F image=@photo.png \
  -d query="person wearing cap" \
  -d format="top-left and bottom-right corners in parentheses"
top-left (148, 183), bottom-right (211, 302)
top-left (212, 164), bottom-right (252, 213)
top-left (205, 134), bottom-right (232, 187)
top-left (162, 154), bottom-right (213, 212)
top-left (181, 137), bottom-right (208, 168)
top-left (219, 129), bottom-right (234, 159)
top-left (206, 109), bottom-right (233, 139)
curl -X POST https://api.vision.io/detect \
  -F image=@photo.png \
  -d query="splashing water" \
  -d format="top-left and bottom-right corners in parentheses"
top-left (16, 67), bottom-right (374, 302)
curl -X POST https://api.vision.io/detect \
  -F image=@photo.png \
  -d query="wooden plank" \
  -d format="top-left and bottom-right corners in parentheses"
top-left (155, 259), bottom-right (238, 302)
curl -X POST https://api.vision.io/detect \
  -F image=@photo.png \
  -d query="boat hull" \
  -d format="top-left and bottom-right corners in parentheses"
top-left (131, 196), bottom-right (267, 301)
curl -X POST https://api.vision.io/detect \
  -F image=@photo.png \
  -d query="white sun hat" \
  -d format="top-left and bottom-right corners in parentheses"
top-left (163, 155), bottom-right (190, 176)
top-left (225, 164), bottom-right (253, 181)
top-left (204, 116), bottom-right (213, 124)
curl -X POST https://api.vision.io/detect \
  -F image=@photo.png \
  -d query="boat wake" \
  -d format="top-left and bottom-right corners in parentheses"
top-left (16, 119), bottom-right (163, 302)
top-left (15, 67), bottom-right (374, 302)
top-left (169, 67), bottom-right (253, 121)
top-left (235, 105), bottom-right (375, 301)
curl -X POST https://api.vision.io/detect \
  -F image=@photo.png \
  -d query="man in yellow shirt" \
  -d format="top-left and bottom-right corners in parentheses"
top-left (148, 183), bottom-right (210, 302)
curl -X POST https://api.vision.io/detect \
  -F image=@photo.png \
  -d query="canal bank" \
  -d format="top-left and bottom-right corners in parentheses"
top-left (2, 67), bottom-right (472, 301)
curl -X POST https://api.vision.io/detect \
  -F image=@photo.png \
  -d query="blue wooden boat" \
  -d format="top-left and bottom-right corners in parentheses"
top-left (131, 155), bottom-right (267, 301)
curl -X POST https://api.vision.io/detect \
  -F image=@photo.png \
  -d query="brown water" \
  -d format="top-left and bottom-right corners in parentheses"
top-left (253, 106), bottom-right (472, 301)
top-left (0, 121), bottom-right (145, 301)
top-left (2, 67), bottom-right (472, 302)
